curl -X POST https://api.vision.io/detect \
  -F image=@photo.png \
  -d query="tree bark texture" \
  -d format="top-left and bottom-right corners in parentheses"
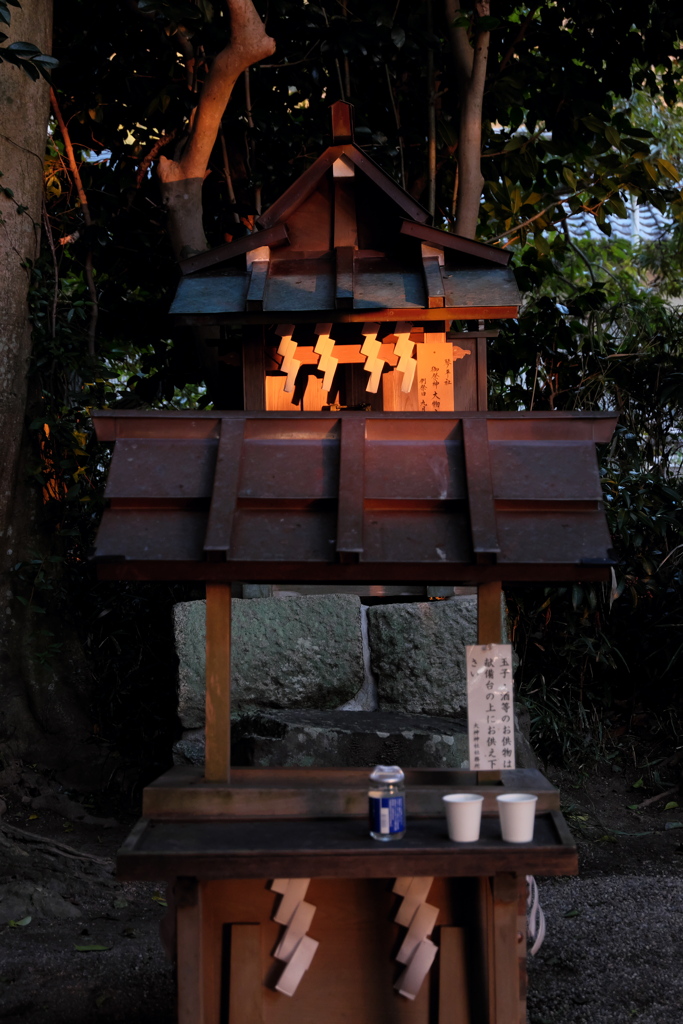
top-left (0, 1), bottom-right (98, 781)
top-left (446, 0), bottom-right (490, 239)
top-left (157, 0), bottom-right (275, 257)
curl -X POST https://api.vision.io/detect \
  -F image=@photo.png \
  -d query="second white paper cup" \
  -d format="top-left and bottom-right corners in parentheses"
top-left (496, 793), bottom-right (538, 843)
top-left (443, 793), bottom-right (484, 842)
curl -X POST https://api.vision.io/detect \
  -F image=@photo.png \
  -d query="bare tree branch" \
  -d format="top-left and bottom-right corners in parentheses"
top-left (157, 0), bottom-right (275, 257)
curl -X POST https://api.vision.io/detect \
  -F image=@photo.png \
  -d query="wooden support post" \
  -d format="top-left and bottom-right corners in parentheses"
top-left (492, 873), bottom-right (520, 1024)
top-left (439, 926), bottom-right (471, 1023)
top-left (205, 582), bottom-right (232, 782)
top-left (242, 327), bottom-right (266, 410)
top-left (177, 879), bottom-right (205, 1024)
top-left (478, 580), bottom-right (503, 784)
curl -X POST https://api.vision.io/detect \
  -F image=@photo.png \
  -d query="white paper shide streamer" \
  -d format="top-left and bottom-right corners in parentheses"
top-left (270, 878), bottom-right (318, 996)
top-left (392, 877), bottom-right (439, 999)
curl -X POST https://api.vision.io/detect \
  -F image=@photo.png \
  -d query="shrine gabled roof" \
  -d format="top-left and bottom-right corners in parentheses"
top-left (91, 409), bottom-right (616, 585)
top-left (169, 103), bottom-right (521, 326)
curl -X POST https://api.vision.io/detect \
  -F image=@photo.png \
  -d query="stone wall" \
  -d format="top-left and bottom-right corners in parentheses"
top-left (172, 593), bottom-right (536, 769)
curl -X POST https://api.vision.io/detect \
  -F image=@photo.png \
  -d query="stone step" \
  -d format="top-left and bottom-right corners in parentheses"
top-left (173, 710), bottom-right (469, 770)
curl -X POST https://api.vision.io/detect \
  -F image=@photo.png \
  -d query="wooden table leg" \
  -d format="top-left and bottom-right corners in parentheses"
top-left (492, 873), bottom-right (522, 1024)
top-left (177, 878), bottom-right (205, 1024)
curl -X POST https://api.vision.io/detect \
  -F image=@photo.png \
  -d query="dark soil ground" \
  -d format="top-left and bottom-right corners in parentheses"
top-left (0, 760), bottom-right (681, 1024)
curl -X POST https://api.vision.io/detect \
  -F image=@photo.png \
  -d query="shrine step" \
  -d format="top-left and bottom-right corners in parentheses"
top-left (173, 710), bottom-right (469, 769)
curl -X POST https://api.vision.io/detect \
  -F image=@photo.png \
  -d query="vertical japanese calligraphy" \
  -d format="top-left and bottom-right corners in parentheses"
top-left (466, 643), bottom-right (515, 771)
top-left (415, 342), bottom-right (455, 412)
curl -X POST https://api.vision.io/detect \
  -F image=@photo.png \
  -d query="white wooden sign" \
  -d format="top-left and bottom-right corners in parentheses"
top-left (466, 643), bottom-right (515, 771)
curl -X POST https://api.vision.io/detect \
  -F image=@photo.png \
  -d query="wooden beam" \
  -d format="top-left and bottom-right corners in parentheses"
top-left (334, 177), bottom-right (357, 248)
top-left (492, 873), bottom-right (520, 1024)
top-left (245, 260), bottom-right (269, 311)
top-left (256, 146), bottom-right (344, 230)
top-left (331, 99), bottom-right (354, 143)
top-left (205, 583), bottom-right (232, 783)
top-left (477, 581), bottom-right (503, 645)
top-left (335, 246), bottom-right (354, 309)
top-left (400, 220), bottom-right (512, 266)
top-left (337, 416), bottom-right (365, 559)
top-left (422, 255), bottom-right (446, 308)
top-left (204, 418), bottom-right (245, 559)
top-left (179, 223), bottom-right (288, 276)
top-left (343, 145), bottom-right (430, 224)
top-left (477, 579), bottom-right (504, 786)
top-left (242, 328), bottom-right (266, 410)
top-left (172, 304), bottom-right (521, 327)
top-left (476, 336), bottom-right (488, 411)
top-left (463, 418), bottom-right (499, 559)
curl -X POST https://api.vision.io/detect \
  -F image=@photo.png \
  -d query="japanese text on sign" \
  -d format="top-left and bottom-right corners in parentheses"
top-left (415, 342), bottom-right (455, 412)
top-left (466, 644), bottom-right (515, 771)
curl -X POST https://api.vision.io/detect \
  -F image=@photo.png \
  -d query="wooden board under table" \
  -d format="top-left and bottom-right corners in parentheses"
top-left (118, 812), bottom-right (576, 881)
top-left (169, 874), bottom-right (531, 1024)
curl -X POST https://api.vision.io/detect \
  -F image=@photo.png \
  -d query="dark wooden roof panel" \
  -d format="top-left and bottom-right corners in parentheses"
top-left (91, 411), bottom-right (617, 582)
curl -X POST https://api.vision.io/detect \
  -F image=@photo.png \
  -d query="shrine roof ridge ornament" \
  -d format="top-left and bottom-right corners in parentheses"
top-left (169, 101), bottom-right (520, 326)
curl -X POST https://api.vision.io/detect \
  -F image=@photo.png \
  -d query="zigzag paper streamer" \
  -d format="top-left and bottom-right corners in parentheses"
top-left (361, 322), bottom-right (384, 393)
top-left (392, 877), bottom-right (439, 1000)
top-left (314, 322), bottom-right (337, 393)
top-left (393, 322), bottom-right (417, 394)
top-left (276, 324), bottom-right (300, 394)
top-left (270, 879), bottom-right (318, 996)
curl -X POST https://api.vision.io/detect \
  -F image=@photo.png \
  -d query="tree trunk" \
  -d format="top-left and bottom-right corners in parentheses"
top-left (0, 1), bottom-right (98, 782)
top-left (158, 0), bottom-right (275, 258)
top-left (446, 0), bottom-right (490, 239)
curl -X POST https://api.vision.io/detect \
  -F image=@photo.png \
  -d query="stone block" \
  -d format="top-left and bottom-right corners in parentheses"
top-left (174, 595), bottom-right (365, 728)
top-left (368, 596), bottom-right (478, 717)
top-left (173, 710), bottom-right (469, 769)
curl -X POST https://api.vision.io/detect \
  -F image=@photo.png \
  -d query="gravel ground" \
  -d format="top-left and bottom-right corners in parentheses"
top-left (1, 761), bottom-right (682, 1024)
top-left (527, 873), bottom-right (683, 1024)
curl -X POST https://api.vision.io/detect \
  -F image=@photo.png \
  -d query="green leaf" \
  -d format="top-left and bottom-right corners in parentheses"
top-left (657, 158), bottom-right (680, 182)
top-left (451, 14), bottom-right (470, 28)
top-left (563, 909), bottom-right (581, 918)
top-left (604, 125), bottom-right (621, 148)
top-left (664, 821), bottom-right (683, 830)
top-left (476, 16), bottom-right (500, 31)
top-left (632, 778), bottom-right (644, 789)
top-left (664, 801), bottom-right (679, 811)
top-left (562, 167), bottom-right (577, 190)
top-left (8, 916), bottom-right (32, 927)
top-left (642, 160), bottom-right (658, 183)
top-left (74, 943), bottom-right (112, 952)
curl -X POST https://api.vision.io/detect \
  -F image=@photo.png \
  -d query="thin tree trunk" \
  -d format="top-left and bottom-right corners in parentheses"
top-left (157, 0), bottom-right (275, 257)
top-left (445, 0), bottom-right (490, 238)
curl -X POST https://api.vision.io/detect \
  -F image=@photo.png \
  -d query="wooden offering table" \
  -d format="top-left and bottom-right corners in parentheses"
top-left (119, 767), bottom-right (577, 1024)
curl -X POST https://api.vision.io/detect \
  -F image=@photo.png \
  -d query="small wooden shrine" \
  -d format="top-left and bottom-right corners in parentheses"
top-left (93, 103), bottom-right (616, 1024)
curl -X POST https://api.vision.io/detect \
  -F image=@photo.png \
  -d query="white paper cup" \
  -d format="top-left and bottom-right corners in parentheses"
top-left (496, 793), bottom-right (538, 843)
top-left (443, 793), bottom-right (484, 842)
